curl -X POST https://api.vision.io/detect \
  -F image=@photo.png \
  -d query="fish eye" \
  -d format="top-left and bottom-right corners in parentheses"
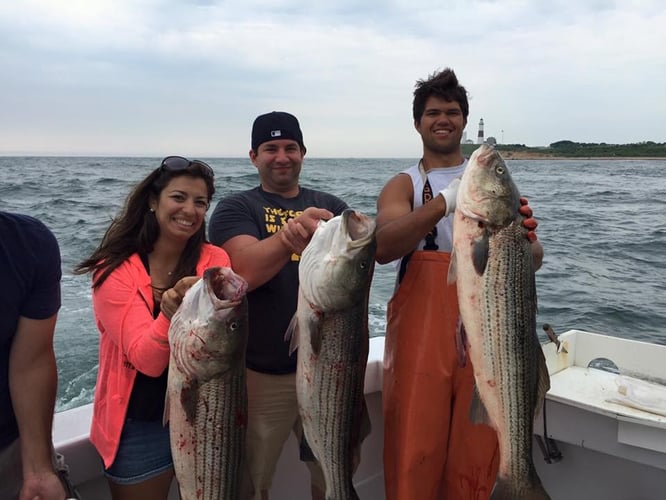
top-left (496, 165), bottom-right (505, 175)
top-left (229, 321), bottom-right (238, 331)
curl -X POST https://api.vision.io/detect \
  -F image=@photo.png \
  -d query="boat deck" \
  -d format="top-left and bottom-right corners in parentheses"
top-left (537, 329), bottom-right (666, 469)
top-left (548, 366), bottom-right (666, 428)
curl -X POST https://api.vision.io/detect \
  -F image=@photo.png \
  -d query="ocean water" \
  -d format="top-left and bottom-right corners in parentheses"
top-left (1, 156), bottom-right (665, 411)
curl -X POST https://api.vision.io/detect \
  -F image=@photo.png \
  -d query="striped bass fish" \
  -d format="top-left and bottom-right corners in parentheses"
top-left (448, 144), bottom-right (551, 500)
top-left (166, 267), bottom-right (249, 500)
top-left (288, 209), bottom-right (376, 500)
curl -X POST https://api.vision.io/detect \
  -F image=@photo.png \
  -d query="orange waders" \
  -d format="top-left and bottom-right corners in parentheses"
top-left (383, 251), bottom-right (499, 500)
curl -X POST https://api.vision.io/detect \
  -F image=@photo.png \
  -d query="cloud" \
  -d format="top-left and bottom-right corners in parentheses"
top-left (1, 0), bottom-right (665, 155)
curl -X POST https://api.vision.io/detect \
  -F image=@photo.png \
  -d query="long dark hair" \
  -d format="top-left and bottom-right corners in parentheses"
top-left (75, 161), bottom-right (215, 289)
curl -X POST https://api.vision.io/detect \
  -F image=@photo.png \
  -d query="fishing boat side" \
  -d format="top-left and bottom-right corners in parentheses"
top-left (53, 330), bottom-right (666, 499)
top-left (52, 337), bottom-right (387, 500)
top-left (533, 329), bottom-right (666, 499)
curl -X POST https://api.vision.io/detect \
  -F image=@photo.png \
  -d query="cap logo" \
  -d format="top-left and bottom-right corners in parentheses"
top-left (270, 130), bottom-right (282, 138)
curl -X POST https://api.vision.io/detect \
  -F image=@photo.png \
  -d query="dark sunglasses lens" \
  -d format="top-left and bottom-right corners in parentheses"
top-left (191, 160), bottom-right (215, 177)
top-left (161, 156), bottom-right (190, 171)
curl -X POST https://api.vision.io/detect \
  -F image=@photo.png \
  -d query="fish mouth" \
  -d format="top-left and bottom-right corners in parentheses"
top-left (341, 209), bottom-right (376, 248)
top-left (204, 267), bottom-right (248, 304)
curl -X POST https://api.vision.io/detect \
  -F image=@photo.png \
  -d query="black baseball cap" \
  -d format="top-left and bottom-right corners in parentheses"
top-left (251, 111), bottom-right (306, 153)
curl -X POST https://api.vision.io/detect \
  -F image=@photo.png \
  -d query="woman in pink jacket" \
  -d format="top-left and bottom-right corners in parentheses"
top-left (76, 157), bottom-right (231, 500)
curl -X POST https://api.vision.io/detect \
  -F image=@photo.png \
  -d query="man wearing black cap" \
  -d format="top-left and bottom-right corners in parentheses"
top-left (209, 111), bottom-right (347, 500)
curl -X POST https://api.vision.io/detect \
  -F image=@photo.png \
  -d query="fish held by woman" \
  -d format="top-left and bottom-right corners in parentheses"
top-left (448, 144), bottom-right (551, 500)
top-left (165, 266), bottom-right (251, 500)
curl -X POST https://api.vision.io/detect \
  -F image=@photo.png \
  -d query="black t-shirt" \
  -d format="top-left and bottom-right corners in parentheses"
top-left (208, 186), bottom-right (348, 374)
top-left (0, 212), bottom-right (61, 448)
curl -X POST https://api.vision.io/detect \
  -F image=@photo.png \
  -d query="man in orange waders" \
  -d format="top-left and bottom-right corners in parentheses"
top-left (375, 68), bottom-right (544, 500)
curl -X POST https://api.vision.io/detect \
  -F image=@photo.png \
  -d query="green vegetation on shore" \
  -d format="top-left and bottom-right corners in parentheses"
top-left (462, 140), bottom-right (666, 158)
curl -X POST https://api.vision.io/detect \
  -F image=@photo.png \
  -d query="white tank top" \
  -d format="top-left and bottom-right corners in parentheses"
top-left (401, 158), bottom-right (467, 252)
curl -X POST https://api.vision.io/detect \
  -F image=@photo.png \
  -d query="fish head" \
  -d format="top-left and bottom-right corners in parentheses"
top-left (173, 267), bottom-right (248, 341)
top-left (299, 209), bottom-right (377, 312)
top-left (458, 144), bottom-right (521, 229)
top-left (168, 267), bottom-right (248, 377)
top-left (203, 266), bottom-right (248, 305)
top-left (201, 266), bottom-right (248, 328)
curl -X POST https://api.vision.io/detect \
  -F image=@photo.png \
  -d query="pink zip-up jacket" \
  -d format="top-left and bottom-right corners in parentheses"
top-left (89, 243), bottom-right (231, 468)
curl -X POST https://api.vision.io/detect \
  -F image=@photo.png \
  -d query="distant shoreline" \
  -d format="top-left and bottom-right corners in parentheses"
top-left (500, 150), bottom-right (666, 161)
top-left (460, 142), bottom-right (666, 160)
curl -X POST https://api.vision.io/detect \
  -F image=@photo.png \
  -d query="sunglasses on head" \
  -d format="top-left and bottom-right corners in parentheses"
top-left (160, 156), bottom-right (214, 178)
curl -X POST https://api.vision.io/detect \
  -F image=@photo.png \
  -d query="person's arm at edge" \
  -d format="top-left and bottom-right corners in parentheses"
top-left (9, 314), bottom-right (66, 500)
top-left (375, 174), bottom-right (449, 264)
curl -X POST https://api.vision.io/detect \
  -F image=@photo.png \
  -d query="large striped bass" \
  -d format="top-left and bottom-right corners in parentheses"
top-left (288, 209), bottom-right (376, 500)
top-left (448, 144), bottom-right (551, 499)
top-left (166, 267), bottom-right (249, 500)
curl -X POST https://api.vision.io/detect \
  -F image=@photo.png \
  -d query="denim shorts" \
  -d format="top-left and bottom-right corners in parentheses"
top-left (104, 419), bottom-right (173, 484)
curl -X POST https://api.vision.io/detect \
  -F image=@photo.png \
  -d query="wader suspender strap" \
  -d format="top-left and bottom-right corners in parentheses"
top-left (397, 161), bottom-right (439, 285)
top-left (419, 160), bottom-right (439, 251)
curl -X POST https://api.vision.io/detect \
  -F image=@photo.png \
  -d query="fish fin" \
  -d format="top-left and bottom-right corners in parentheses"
top-left (455, 319), bottom-right (468, 367)
top-left (534, 343), bottom-right (551, 416)
top-left (299, 433), bottom-right (318, 463)
top-left (180, 380), bottom-right (200, 424)
top-left (469, 383), bottom-right (492, 425)
top-left (358, 398), bottom-right (372, 445)
top-left (162, 389), bottom-right (170, 426)
top-left (447, 250), bottom-right (457, 284)
top-left (295, 291), bottom-right (325, 356)
top-left (471, 233), bottom-right (490, 276)
top-left (285, 313), bottom-right (300, 355)
top-left (491, 470), bottom-right (550, 500)
top-left (490, 477), bottom-right (512, 500)
top-left (351, 398), bottom-right (373, 474)
top-left (309, 316), bottom-right (324, 356)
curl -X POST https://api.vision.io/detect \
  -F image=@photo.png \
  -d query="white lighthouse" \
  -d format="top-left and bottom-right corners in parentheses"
top-left (477, 118), bottom-right (484, 144)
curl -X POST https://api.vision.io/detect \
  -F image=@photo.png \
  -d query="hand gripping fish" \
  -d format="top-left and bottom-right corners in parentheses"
top-left (287, 209), bottom-right (376, 500)
top-left (165, 267), bottom-right (251, 500)
top-left (448, 145), bottom-right (551, 500)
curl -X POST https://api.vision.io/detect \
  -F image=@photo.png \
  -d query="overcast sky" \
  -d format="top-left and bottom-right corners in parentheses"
top-left (1, 0), bottom-right (664, 157)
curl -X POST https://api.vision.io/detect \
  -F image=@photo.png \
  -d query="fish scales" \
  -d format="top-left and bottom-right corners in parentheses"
top-left (481, 222), bottom-right (541, 486)
top-left (450, 144), bottom-right (550, 500)
top-left (290, 209), bottom-right (376, 500)
top-left (176, 375), bottom-right (246, 498)
top-left (167, 267), bottom-right (249, 500)
top-left (302, 306), bottom-right (368, 498)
